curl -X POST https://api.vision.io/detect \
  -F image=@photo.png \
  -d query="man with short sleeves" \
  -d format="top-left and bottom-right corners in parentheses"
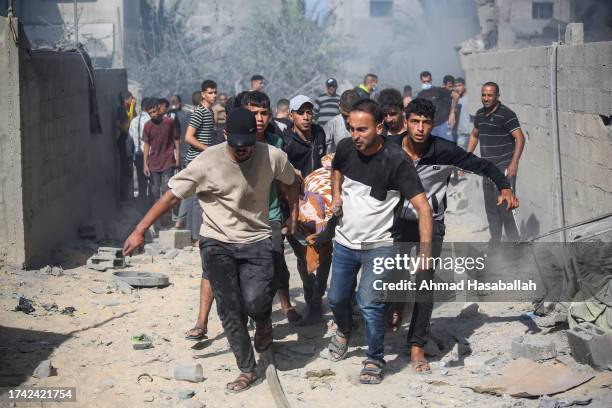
top-left (467, 82), bottom-right (525, 242)
top-left (123, 108), bottom-right (297, 393)
top-left (326, 99), bottom-right (433, 384)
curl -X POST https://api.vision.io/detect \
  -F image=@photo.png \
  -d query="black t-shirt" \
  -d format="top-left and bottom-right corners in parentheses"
top-left (382, 128), bottom-right (406, 147)
top-left (281, 123), bottom-right (327, 177)
top-left (418, 87), bottom-right (453, 126)
top-left (474, 103), bottom-right (520, 169)
top-left (331, 137), bottom-right (424, 248)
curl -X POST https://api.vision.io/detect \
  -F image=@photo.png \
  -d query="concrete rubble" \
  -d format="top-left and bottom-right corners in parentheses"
top-left (511, 335), bottom-right (557, 361)
top-left (86, 247), bottom-right (126, 271)
top-left (566, 322), bottom-right (612, 370)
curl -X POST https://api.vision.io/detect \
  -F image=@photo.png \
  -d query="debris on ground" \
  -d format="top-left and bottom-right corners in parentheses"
top-left (511, 335), bottom-right (557, 360)
top-left (33, 360), bottom-right (55, 378)
top-left (61, 306), bottom-right (76, 316)
top-left (466, 358), bottom-right (594, 397)
top-left (132, 334), bottom-right (153, 350)
top-left (538, 396), bottom-right (592, 408)
top-left (159, 230), bottom-right (191, 249)
top-left (38, 265), bottom-right (63, 276)
top-left (173, 364), bottom-right (204, 383)
top-left (86, 247), bottom-right (126, 271)
top-left (305, 369), bottom-right (335, 379)
top-left (566, 322), bottom-right (612, 370)
top-left (178, 389), bottom-right (196, 400)
top-left (14, 297), bottom-right (35, 314)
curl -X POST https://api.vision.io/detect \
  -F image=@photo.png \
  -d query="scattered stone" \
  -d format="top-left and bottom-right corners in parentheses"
top-left (463, 355), bottom-right (498, 367)
top-left (33, 360), bottom-right (54, 378)
top-left (39, 265), bottom-right (53, 275)
top-left (114, 278), bottom-right (134, 294)
top-left (511, 336), bottom-right (557, 361)
top-left (539, 395), bottom-right (592, 408)
top-left (159, 230), bottom-right (191, 250)
top-left (41, 302), bottom-right (59, 312)
top-left (178, 390), bottom-right (196, 400)
top-left (143, 396), bottom-right (155, 403)
top-left (132, 334), bottom-right (153, 350)
top-left (127, 255), bottom-right (154, 264)
top-left (61, 306), bottom-right (76, 316)
top-left (98, 247), bottom-right (124, 258)
top-left (459, 303), bottom-right (480, 318)
top-left (444, 342), bottom-right (472, 367)
top-left (145, 243), bottom-right (164, 256)
top-left (14, 296), bottom-right (35, 314)
top-left (305, 369), bottom-right (335, 379)
top-left (50, 266), bottom-right (64, 276)
top-left (566, 322), bottom-right (612, 370)
top-left (163, 249), bottom-right (180, 260)
top-left (89, 285), bottom-right (114, 294)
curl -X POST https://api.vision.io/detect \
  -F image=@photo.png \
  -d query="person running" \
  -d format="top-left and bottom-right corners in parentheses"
top-left (378, 88), bottom-right (408, 146)
top-left (326, 99), bottom-right (433, 384)
top-left (392, 98), bottom-right (518, 373)
top-left (314, 78), bottom-right (340, 126)
top-left (467, 82), bottom-right (525, 242)
top-left (123, 108), bottom-right (297, 393)
top-left (281, 95), bottom-right (329, 322)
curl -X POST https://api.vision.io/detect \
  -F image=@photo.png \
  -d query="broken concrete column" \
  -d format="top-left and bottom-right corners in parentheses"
top-left (566, 322), bottom-right (612, 370)
top-left (511, 335), bottom-right (557, 361)
top-left (565, 23), bottom-right (584, 45)
top-left (159, 230), bottom-right (191, 249)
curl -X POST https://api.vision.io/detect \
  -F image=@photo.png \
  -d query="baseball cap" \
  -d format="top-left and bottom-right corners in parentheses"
top-left (290, 95), bottom-right (314, 112)
top-left (326, 78), bottom-right (338, 87)
top-left (226, 108), bottom-right (257, 147)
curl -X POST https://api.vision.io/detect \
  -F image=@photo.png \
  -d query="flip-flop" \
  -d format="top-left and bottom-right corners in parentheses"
top-left (185, 326), bottom-right (207, 341)
top-left (226, 372), bottom-right (259, 394)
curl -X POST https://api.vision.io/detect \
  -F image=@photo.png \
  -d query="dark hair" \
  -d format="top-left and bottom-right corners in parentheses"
top-left (482, 81), bottom-right (500, 95)
top-left (157, 98), bottom-right (170, 107)
top-left (225, 91), bottom-right (249, 116)
top-left (405, 98), bottom-right (436, 120)
top-left (443, 75), bottom-right (455, 85)
top-left (378, 88), bottom-right (403, 111)
top-left (350, 99), bottom-right (383, 124)
top-left (251, 74), bottom-right (264, 82)
top-left (240, 91), bottom-right (271, 110)
top-left (201, 79), bottom-right (217, 91)
top-left (455, 77), bottom-right (465, 85)
top-left (403, 85), bottom-right (412, 94)
top-left (118, 91), bottom-right (133, 104)
top-left (192, 91), bottom-right (202, 106)
top-left (218, 92), bottom-right (228, 99)
top-left (171, 94), bottom-right (182, 103)
top-left (364, 73), bottom-right (378, 83)
top-left (339, 89), bottom-right (361, 112)
top-left (420, 71), bottom-right (432, 79)
top-left (141, 97), bottom-right (156, 111)
top-left (276, 98), bottom-right (290, 110)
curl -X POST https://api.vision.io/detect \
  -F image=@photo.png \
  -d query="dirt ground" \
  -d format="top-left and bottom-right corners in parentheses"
top-left (1, 175), bottom-right (611, 408)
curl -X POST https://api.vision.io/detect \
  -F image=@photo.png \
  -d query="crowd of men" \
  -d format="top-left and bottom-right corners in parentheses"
top-left (119, 71), bottom-right (523, 391)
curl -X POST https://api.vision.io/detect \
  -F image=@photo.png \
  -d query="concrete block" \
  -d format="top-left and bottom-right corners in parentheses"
top-left (565, 23), bottom-right (584, 45)
top-left (98, 247), bottom-right (124, 258)
top-left (511, 335), bottom-right (557, 360)
top-left (159, 230), bottom-right (191, 249)
top-left (88, 256), bottom-right (125, 268)
top-left (566, 322), bottom-right (612, 370)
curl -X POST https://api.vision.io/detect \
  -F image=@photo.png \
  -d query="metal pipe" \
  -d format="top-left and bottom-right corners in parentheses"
top-left (549, 43), bottom-right (567, 242)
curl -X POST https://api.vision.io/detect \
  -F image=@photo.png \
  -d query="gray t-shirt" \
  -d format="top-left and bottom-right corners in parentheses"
top-left (169, 142), bottom-right (296, 243)
top-left (324, 113), bottom-right (351, 154)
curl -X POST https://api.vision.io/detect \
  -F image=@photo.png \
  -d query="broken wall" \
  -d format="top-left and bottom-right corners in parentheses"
top-left (0, 17), bottom-right (127, 268)
top-left (460, 40), bottom-right (612, 240)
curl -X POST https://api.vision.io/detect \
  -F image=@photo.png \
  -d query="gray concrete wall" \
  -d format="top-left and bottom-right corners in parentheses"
top-left (460, 41), bottom-right (612, 241)
top-left (0, 18), bottom-right (26, 266)
top-left (1, 17), bottom-right (127, 267)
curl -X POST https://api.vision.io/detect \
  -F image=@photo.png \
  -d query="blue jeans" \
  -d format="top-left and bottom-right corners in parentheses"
top-left (328, 242), bottom-right (394, 363)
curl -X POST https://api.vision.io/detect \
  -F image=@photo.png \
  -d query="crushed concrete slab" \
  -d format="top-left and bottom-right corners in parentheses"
top-left (511, 336), bottom-right (557, 361)
top-left (566, 322), bottom-right (612, 370)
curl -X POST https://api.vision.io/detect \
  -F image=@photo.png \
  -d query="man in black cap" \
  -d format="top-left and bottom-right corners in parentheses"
top-left (123, 108), bottom-right (297, 393)
top-left (314, 78), bottom-right (340, 126)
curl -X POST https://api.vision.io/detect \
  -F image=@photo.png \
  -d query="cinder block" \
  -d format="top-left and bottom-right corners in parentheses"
top-left (566, 322), bottom-right (612, 370)
top-left (98, 247), bottom-right (124, 258)
top-left (87, 256), bottom-right (125, 268)
top-left (159, 230), bottom-right (191, 249)
top-left (510, 335), bottom-right (557, 360)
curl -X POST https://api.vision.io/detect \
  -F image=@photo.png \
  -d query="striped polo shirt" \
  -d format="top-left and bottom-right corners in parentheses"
top-left (185, 106), bottom-right (214, 164)
top-left (474, 103), bottom-right (521, 169)
top-left (314, 93), bottom-right (340, 126)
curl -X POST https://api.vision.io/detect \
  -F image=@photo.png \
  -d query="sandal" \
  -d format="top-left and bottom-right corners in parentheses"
top-left (185, 326), bottom-right (207, 341)
top-left (359, 359), bottom-right (385, 384)
top-left (328, 331), bottom-right (349, 362)
top-left (226, 372), bottom-right (258, 393)
top-left (254, 320), bottom-right (273, 353)
top-left (411, 358), bottom-right (431, 374)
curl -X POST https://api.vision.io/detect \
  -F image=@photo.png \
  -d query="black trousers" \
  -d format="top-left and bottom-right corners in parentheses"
top-left (200, 237), bottom-right (275, 372)
top-left (133, 154), bottom-right (150, 207)
top-left (483, 174), bottom-right (519, 242)
top-left (398, 220), bottom-right (445, 348)
top-left (117, 133), bottom-right (132, 200)
top-left (270, 221), bottom-right (291, 293)
top-left (286, 235), bottom-right (332, 307)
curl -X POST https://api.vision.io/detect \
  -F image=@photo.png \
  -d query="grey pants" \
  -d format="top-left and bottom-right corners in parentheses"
top-left (483, 172), bottom-right (519, 242)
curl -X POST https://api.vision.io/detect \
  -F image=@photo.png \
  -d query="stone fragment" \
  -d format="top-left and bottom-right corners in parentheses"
top-left (511, 336), bottom-right (557, 361)
top-left (33, 360), bottom-right (54, 378)
top-left (566, 322), bottom-right (612, 370)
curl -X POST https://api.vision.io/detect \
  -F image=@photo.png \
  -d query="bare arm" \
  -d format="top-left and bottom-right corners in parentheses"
top-left (123, 191), bottom-right (181, 256)
top-left (277, 179), bottom-right (300, 235)
top-left (409, 192), bottom-right (433, 268)
top-left (185, 126), bottom-right (208, 152)
top-left (506, 128), bottom-right (525, 179)
top-left (174, 139), bottom-right (180, 167)
top-left (331, 169), bottom-right (343, 216)
top-left (448, 91), bottom-right (459, 128)
top-left (143, 143), bottom-right (151, 177)
top-left (466, 127), bottom-right (479, 153)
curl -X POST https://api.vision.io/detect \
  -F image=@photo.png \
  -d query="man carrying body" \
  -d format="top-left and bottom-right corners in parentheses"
top-left (354, 73), bottom-right (379, 100)
top-left (395, 98), bottom-right (518, 372)
top-left (123, 108), bottom-right (297, 393)
top-left (326, 99), bottom-right (433, 384)
top-left (379, 88), bottom-right (407, 146)
top-left (281, 95), bottom-right (329, 321)
top-left (418, 73), bottom-right (458, 143)
top-left (324, 89), bottom-right (360, 154)
top-left (314, 78), bottom-right (340, 126)
top-left (467, 82), bottom-right (525, 242)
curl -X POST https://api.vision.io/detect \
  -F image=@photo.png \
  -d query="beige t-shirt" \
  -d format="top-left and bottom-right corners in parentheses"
top-left (168, 142), bottom-right (295, 243)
